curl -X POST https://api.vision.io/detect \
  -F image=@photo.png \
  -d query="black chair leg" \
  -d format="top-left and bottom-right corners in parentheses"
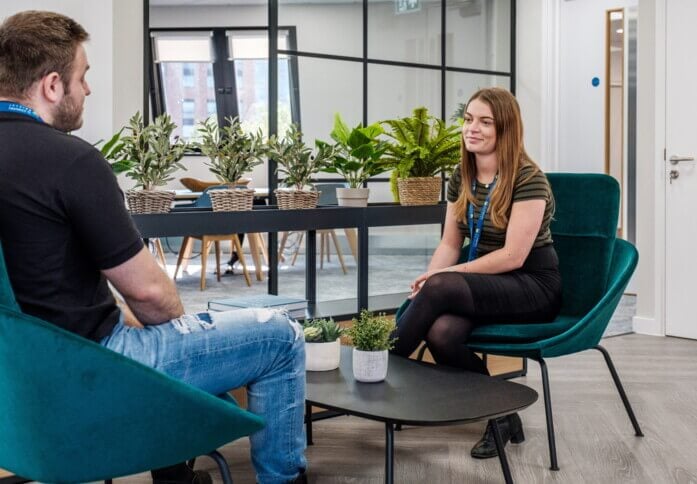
top-left (104, 480), bottom-right (113, 484)
top-left (305, 400), bottom-right (314, 445)
top-left (206, 450), bottom-right (234, 484)
top-left (535, 357), bottom-right (559, 471)
top-left (594, 345), bottom-right (644, 437)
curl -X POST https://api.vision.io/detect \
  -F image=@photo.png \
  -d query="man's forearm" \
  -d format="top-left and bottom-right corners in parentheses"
top-left (125, 283), bottom-right (184, 325)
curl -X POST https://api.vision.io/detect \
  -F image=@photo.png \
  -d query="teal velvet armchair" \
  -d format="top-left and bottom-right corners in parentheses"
top-left (0, 243), bottom-right (264, 483)
top-left (397, 173), bottom-right (643, 470)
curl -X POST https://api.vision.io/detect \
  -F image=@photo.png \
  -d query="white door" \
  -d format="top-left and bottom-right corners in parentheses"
top-left (665, 0), bottom-right (697, 339)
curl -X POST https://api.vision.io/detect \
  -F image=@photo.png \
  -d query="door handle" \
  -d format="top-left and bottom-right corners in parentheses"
top-left (669, 155), bottom-right (695, 165)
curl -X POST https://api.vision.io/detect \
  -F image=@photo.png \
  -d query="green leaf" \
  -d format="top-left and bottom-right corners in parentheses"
top-left (330, 113), bottom-right (351, 145)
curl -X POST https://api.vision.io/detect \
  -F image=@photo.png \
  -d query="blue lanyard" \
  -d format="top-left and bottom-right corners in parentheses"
top-left (0, 101), bottom-right (43, 123)
top-left (467, 176), bottom-right (497, 262)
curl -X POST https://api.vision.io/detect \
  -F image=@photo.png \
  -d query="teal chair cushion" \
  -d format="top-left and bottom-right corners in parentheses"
top-left (0, 305), bottom-right (265, 483)
top-left (468, 315), bottom-right (578, 343)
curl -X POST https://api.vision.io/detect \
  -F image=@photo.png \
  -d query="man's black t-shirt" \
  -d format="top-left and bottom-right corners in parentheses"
top-left (0, 112), bottom-right (144, 341)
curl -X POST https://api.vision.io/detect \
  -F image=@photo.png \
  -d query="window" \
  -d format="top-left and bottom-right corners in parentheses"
top-left (151, 31), bottom-right (216, 141)
top-left (207, 100), bottom-right (217, 117)
top-left (151, 28), bottom-right (298, 141)
top-left (182, 64), bottom-right (195, 87)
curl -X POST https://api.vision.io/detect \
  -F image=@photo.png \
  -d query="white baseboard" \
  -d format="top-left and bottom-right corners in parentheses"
top-left (632, 316), bottom-right (664, 336)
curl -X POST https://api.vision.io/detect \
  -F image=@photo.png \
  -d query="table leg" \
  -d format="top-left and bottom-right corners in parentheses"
top-left (305, 401), bottom-right (313, 446)
top-left (385, 422), bottom-right (394, 484)
top-left (490, 418), bottom-right (514, 484)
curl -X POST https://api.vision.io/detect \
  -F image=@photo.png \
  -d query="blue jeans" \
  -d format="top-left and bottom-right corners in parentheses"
top-left (100, 308), bottom-right (307, 484)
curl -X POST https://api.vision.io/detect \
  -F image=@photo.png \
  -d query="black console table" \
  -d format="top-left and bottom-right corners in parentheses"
top-left (132, 203), bottom-right (446, 319)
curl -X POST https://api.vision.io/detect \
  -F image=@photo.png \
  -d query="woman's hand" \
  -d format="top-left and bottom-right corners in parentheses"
top-left (409, 267), bottom-right (461, 299)
top-left (408, 271), bottom-right (431, 299)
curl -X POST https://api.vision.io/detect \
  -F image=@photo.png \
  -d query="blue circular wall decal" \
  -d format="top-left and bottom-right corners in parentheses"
top-left (592, 77), bottom-right (600, 87)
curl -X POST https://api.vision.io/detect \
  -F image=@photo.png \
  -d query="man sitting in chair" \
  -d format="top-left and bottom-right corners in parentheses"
top-left (0, 11), bottom-right (307, 484)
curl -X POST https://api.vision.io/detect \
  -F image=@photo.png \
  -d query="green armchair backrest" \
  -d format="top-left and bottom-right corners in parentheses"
top-left (0, 306), bottom-right (265, 483)
top-left (545, 173), bottom-right (620, 317)
top-left (0, 242), bottom-right (265, 482)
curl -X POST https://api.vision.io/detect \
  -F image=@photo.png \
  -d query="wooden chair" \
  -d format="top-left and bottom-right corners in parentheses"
top-left (278, 183), bottom-right (356, 274)
top-left (172, 187), bottom-right (264, 290)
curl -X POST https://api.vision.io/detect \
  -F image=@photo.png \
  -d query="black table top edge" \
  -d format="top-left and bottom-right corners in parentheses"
top-left (305, 398), bottom-right (537, 427)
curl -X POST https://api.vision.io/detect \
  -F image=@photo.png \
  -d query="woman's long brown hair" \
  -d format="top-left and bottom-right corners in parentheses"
top-left (453, 87), bottom-right (541, 229)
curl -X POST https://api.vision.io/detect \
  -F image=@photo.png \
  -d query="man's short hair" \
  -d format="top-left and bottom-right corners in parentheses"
top-left (0, 10), bottom-right (89, 99)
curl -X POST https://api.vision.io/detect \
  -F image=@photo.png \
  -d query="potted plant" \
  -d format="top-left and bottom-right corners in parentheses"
top-left (267, 124), bottom-right (336, 209)
top-left (192, 116), bottom-right (265, 211)
top-left (303, 318), bottom-right (344, 371)
top-left (382, 107), bottom-right (461, 205)
top-left (346, 310), bottom-right (397, 383)
top-left (108, 112), bottom-right (188, 213)
top-left (319, 114), bottom-right (391, 207)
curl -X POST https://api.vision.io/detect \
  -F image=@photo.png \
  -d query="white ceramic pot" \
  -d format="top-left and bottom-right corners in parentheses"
top-left (337, 187), bottom-right (370, 207)
top-left (305, 339), bottom-right (341, 371)
top-left (352, 348), bottom-right (389, 383)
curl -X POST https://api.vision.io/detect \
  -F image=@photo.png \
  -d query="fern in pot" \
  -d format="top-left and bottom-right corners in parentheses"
top-left (192, 116), bottom-right (266, 211)
top-left (318, 114), bottom-right (391, 207)
top-left (303, 318), bottom-right (344, 371)
top-left (382, 107), bottom-right (461, 205)
top-left (267, 124), bottom-right (336, 209)
top-left (346, 310), bottom-right (397, 383)
top-left (109, 112), bottom-right (188, 214)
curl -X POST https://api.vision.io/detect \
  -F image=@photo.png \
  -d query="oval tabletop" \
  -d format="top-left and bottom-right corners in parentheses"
top-left (306, 346), bottom-right (538, 426)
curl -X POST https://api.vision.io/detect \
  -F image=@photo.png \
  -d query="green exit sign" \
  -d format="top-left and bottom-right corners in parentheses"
top-left (395, 0), bottom-right (421, 14)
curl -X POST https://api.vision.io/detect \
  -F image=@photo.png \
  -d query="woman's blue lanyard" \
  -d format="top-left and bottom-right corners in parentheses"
top-left (467, 176), bottom-right (497, 262)
top-left (0, 101), bottom-right (43, 123)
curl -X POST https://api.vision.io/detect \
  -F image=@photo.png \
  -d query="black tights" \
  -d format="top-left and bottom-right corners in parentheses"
top-left (392, 272), bottom-right (489, 375)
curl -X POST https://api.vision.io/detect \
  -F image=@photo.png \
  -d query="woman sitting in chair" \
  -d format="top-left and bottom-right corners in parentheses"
top-left (391, 87), bottom-right (562, 458)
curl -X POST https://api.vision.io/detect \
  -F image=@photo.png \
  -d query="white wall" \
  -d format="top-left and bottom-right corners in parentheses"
top-left (557, 0), bottom-right (637, 173)
top-left (515, 0), bottom-right (544, 168)
top-left (0, 0), bottom-right (142, 148)
top-left (633, 0), bottom-right (663, 335)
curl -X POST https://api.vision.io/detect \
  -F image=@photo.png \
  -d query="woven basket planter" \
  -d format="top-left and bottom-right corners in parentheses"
top-left (275, 189), bottom-right (320, 209)
top-left (397, 177), bottom-right (442, 206)
top-left (126, 189), bottom-right (174, 214)
top-left (209, 188), bottom-right (254, 212)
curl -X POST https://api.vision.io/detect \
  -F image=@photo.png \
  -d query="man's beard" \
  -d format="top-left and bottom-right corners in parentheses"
top-left (52, 92), bottom-right (83, 132)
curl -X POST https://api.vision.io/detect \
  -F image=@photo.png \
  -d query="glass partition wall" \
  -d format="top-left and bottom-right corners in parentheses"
top-left (147, 0), bottom-right (515, 312)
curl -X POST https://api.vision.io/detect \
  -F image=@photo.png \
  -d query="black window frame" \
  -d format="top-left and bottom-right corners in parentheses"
top-left (149, 26), bottom-right (300, 141)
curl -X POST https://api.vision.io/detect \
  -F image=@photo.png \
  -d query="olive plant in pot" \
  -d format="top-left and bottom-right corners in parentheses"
top-left (303, 318), bottom-right (345, 371)
top-left (192, 116), bottom-right (266, 211)
top-left (109, 112), bottom-right (188, 213)
top-left (346, 310), bottom-right (397, 383)
top-left (319, 114), bottom-right (391, 207)
top-left (267, 124), bottom-right (336, 209)
top-left (382, 107), bottom-right (461, 205)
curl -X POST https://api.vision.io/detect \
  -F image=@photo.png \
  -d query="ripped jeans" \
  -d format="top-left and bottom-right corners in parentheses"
top-left (100, 308), bottom-right (307, 484)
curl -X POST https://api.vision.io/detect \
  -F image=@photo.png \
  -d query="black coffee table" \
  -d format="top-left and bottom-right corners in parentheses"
top-left (306, 346), bottom-right (537, 484)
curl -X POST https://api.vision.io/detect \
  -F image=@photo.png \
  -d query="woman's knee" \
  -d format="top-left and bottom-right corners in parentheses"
top-left (420, 272), bottom-right (466, 299)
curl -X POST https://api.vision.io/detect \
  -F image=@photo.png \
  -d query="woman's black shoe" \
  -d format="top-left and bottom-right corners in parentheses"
top-left (470, 413), bottom-right (525, 459)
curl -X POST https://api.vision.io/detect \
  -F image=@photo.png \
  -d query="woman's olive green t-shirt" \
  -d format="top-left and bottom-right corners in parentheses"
top-left (446, 163), bottom-right (555, 256)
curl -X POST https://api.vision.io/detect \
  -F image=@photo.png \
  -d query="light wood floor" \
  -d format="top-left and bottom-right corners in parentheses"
top-left (98, 334), bottom-right (697, 484)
